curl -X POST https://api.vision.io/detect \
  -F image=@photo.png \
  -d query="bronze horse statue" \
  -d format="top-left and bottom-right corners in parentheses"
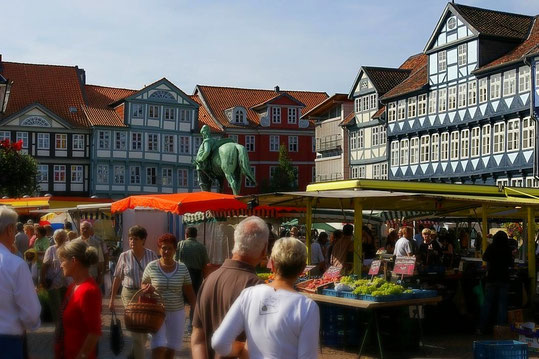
top-left (194, 125), bottom-right (256, 195)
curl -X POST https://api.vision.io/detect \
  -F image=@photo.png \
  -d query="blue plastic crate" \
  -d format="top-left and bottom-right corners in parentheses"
top-left (339, 291), bottom-right (359, 299)
top-left (322, 288), bottom-right (339, 297)
top-left (362, 293), bottom-right (414, 302)
top-left (473, 340), bottom-right (528, 359)
top-left (411, 289), bottom-right (438, 299)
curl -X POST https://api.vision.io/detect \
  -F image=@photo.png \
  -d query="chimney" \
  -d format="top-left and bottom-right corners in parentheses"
top-left (274, 85), bottom-right (280, 93)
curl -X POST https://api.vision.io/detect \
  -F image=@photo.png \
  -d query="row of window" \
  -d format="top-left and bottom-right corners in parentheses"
top-left (229, 134), bottom-right (305, 153)
top-left (350, 163), bottom-right (388, 180)
top-left (388, 66), bottom-right (534, 122)
top-left (389, 118), bottom-right (535, 166)
top-left (37, 165), bottom-right (84, 183)
top-left (0, 131), bottom-right (85, 150)
top-left (350, 125), bottom-right (387, 150)
top-left (95, 165), bottom-right (194, 187)
top-left (96, 131), bottom-right (200, 154)
top-left (132, 104), bottom-right (193, 122)
top-left (354, 93), bottom-right (378, 113)
top-left (497, 177), bottom-right (539, 189)
top-left (436, 43), bottom-right (469, 72)
top-left (270, 107), bottom-right (299, 124)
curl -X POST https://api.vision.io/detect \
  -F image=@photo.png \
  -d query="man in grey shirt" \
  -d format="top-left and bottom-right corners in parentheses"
top-left (14, 222), bottom-right (28, 256)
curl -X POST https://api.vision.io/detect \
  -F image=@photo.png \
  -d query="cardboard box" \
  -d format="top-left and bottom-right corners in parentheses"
top-left (513, 322), bottom-right (539, 349)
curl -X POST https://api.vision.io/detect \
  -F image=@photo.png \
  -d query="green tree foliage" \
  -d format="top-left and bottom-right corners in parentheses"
top-left (268, 145), bottom-right (298, 192)
top-left (0, 139), bottom-right (39, 198)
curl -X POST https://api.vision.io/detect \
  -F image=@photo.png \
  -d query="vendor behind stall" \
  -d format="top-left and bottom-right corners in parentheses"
top-left (418, 229), bottom-right (442, 266)
top-left (330, 224), bottom-right (354, 273)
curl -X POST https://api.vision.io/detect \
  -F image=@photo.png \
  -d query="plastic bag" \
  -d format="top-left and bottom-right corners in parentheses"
top-left (110, 310), bottom-right (124, 356)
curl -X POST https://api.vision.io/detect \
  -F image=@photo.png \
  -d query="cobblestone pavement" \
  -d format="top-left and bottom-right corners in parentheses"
top-left (27, 298), bottom-right (539, 358)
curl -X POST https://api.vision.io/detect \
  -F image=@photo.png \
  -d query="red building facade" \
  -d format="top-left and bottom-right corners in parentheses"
top-left (193, 85), bottom-right (328, 195)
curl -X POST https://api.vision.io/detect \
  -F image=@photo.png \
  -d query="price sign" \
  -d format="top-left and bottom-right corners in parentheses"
top-left (368, 260), bottom-right (381, 276)
top-left (393, 257), bottom-right (416, 276)
top-left (301, 265), bottom-right (316, 277)
top-left (322, 266), bottom-right (342, 280)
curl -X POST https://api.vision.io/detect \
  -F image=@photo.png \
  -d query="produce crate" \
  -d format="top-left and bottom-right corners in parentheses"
top-left (361, 293), bottom-right (414, 302)
top-left (339, 291), bottom-right (359, 299)
top-left (296, 279), bottom-right (334, 293)
top-left (473, 340), bottom-right (528, 358)
top-left (411, 289), bottom-right (438, 299)
top-left (321, 288), bottom-right (339, 297)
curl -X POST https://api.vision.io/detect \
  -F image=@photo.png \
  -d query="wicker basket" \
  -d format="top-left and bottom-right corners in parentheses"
top-left (125, 289), bottom-right (166, 334)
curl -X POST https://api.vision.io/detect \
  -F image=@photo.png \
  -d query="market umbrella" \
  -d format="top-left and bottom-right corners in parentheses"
top-left (111, 192), bottom-right (247, 215)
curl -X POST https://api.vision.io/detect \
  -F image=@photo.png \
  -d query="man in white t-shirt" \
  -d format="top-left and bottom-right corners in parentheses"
top-left (394, 226), bottom-right (414, 257)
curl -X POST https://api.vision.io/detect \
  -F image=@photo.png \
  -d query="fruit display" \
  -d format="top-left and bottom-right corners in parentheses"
top-left (352, 278), bottom-right (411, 297)
top-left (297, 278), bottom-right (335, 293)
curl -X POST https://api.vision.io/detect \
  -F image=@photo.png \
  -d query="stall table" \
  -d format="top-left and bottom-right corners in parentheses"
top-left (302, 293), bottom-right (442, 358)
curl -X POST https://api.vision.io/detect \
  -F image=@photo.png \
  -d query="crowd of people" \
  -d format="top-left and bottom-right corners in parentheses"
top-left (0, 204), bottom-right (524, 358)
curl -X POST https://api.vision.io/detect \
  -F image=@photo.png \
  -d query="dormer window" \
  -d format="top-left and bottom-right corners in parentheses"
top-left (271, 107), bottom-right (281, 124)
top-left (233, 107), bottom-right (247, 124)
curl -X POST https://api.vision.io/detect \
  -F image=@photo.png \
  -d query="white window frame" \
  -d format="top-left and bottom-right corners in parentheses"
top-left (400, 139), bottom-right (409, 165)
top-left (418, 94), bottom-right (427, 116)
top-left (493, 122), bottom-right (505, 154)
top-left (450, 132), bottom-right (459, 159)
top-left (380, 126), bottom-right (387, 145)
top-left (479, 78), bottom-right (488, 103)
top-left (287, 108), bottom-right (298, 124)
top-left (448, 86), bottom-right (457, 111)
top-left (178, 136), bottom-right (190, 154)
top-left (471, 127), bottom-right (480, 158)
top-left (350, 132), bottom-right (357, 150)
top-left (388, 102), bottom-right (396, 122)
top-left (482, 124), bottom-right (491, 155)
top-left (519, 66), bottom-right (531, 93)
top-left (438, 50), bottom-right (447, 72)
top-left (130, 166), bottom-right (141, 185)
top-left (428, 91), bottom-right (437, 114)
top-left (269, 135), bottom-right (279, 152)
top-left (146, 133), bottom-right (159, 152)
top-left (148, 105), bottom-right (159, 119)
top-left (113, 132), bottom-right (126, 151)
top-left (54, 165), bottom-right (66, 183)
top-left (507, 118), bottom-right (520, 152)
top-left (522, 117), bottom-right (535, 150)
top-left (288, 136), bottom-right (298, 152)
top-left (372, 126), bottom-right (379, 147)
top-left (490, 74), bottom-right (501, 100)
top-left (468, 81), bottom-right (477, 106)
top-left (460, 129), bottom-right (469, 159)
top-left (54, 134), bottom-right (67, 150)
top-left (397, 100), bottom-right (406, 120)
top-left (131, 132), bottom-right (142, 151)
top-left (37, 133), bottom-right (50, 150)
top-left (97, 131), bottom-right (110, 150)
top-left (357, 129), bottom-right (364, 149)
top-left (457, 44), bottom-right (467, 66)
top-left (161, 168), bottom-right (173, 186)
top-left (245, 135), bottom-right (255, 152)
top-left (410, 137), bottom-right (419, 165)
top-left (381, 163), bottom-right (388, 179)
top-left (37, 164), bottom-right (48, 183)
top-left (132, 103), bottom-right (144, 118)
top-left (370, 94), bottom-right (377, 110)
top-left (163, 135), bottom-right (175, 153)
top-left (407, 97), bottom-right (416, 118)
top-left (441, 132), bottom-right (449, 161)
top-left (271, 107), bottom-right (281, 123)
top-left (179, 109), bottom-right (192, 123)
top-left (431, 133), bottom-right (439, 162)
top-left (113, 165), bottom-right (125, 185)
top-left (146, 167), bottom-right (157, 185)
top-left (164, 107), bottom-right (175, 121)
top-left (503, 70), bottom-right (516, 97)
top-left (458, 84), bottom-right (467, 108)
top-left (178, 168), bottom-right (188, 187)
top-left (0, 131), bottom-right (10, 140)
top-left (71, 165), bottom-right (84, 183)
top-left (438, 88), bottom-right (447, 112)
top-left (16, 132), bottom-right (28, 148)
top-left (354, 98), bottom-right (361, 113)
top-left (420, 135), bottom-right (430, 163)
top-left (390, 141), bottom-right (399, 166)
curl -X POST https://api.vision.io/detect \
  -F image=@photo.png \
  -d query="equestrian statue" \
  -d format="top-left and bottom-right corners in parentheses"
top-left (194, 125), bottom-right (257, 195)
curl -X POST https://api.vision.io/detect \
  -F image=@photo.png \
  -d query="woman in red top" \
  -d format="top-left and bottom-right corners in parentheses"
top-left (57, 239), bottom-right (102, 359)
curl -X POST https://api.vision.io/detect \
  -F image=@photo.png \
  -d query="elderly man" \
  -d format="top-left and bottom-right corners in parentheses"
top-left (76, 221), bottom-right (105, 284)
top-left (191, 216), bottom-right (269, 359)
top-left (14, 222), bottom-right (28, 256)
top-left (0, 207), bottom-right (41, 358)
top-left (395, 226), bottom-right (415, 257)
top-left (418, 229), bottom-right (443, 265)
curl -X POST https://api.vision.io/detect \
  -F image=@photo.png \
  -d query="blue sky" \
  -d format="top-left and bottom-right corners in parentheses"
top-left (3, 0), bottom-right (538, 95)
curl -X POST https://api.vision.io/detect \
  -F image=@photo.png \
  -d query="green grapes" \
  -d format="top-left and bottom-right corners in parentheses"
top-left (351, 279), bottom-right (408, 297)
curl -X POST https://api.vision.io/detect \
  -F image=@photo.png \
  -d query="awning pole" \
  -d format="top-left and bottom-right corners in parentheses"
top-left (305, 199), bottom-right (312, 265)
top-left (527, 207), bottom-right (536, 300)
top-left (354, 198), bottom-right (363, 275)
top-left (482, 204), bottom-right (488, 253)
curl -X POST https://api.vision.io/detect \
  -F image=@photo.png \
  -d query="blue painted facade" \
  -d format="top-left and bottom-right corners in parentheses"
top-left (385, 4), bottom-right (539, 187)
top-left (90, 79), bottom-right (200, 198)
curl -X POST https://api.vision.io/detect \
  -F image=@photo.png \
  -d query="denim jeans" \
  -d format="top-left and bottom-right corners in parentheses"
top-left (0, 334), bottom-right (24, 359)
top-left (480, 281), bottom-right (509, 332)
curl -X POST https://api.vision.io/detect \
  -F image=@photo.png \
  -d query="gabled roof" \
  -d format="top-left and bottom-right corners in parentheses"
top-left (194, 85), bottom-right (328, 129)
top-left (301, 93), bottom-right (351, 119)
top-left (84, 85), bottom-right (136, 127)
top-left (0, 61), bottom-right (90, 128)
top-left (362, 67), bottom-right (412, 95)
top-left (250, 92), bottom-right (306, 111)
top-left (380, 54), bottom-right (428, 101)
top-left (120, 77), bottom-right (199, 108)
top-left (453, 3), bottom-right (533, 41)
top-left (476, 16), bottom-right (539, 74)
top-left (425, 3), bottom-right (534, 52)
top-left (340, 111), bottom-right (356, 126)
top-left (190, 94), bottom-right (222, 133)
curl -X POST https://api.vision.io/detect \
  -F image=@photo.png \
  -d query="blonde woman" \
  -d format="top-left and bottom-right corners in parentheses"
top-left (212, 237), bottom-right (320, 359)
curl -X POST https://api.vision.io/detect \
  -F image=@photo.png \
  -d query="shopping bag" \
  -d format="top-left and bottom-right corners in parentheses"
top-left (110, 310), bottom-right (124, 356)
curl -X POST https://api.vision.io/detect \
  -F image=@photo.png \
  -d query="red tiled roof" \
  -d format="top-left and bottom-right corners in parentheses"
top-left (477, 16), bottom-right (539, 73)
top-left (195, 85), bottom-right (328, 128)
top-left (83, 85), bottom-right (136, 127)
top-left (190, 94), bottom-right (222, 132)
top-left (453, 3), bottom-right (534, 41)
top-left (1, 61), bottom-right (90, 128)
top-left (399, 53), bottom-right (426, 70)
top-left (380, 55), bottom-right (428, 101)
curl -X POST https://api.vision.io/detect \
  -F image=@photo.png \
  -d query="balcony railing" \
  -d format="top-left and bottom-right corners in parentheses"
top-left (315, 173), bottom-right (343, 182)
top-left (316, 134), bottom-right (342, 152)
